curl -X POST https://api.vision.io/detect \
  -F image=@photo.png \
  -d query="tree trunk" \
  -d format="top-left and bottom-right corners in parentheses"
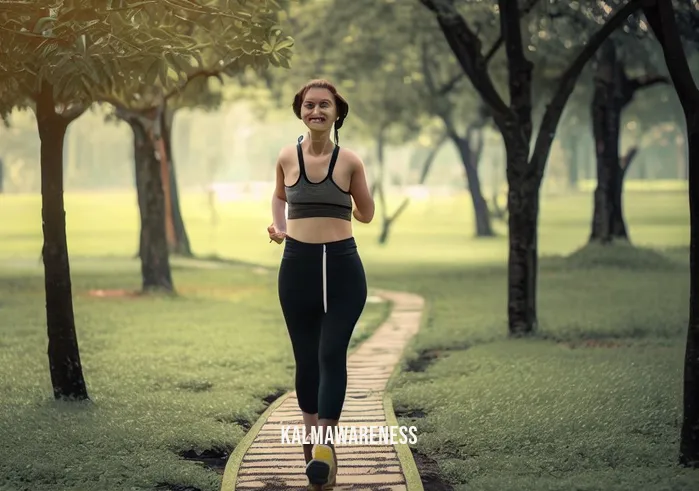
top-left (454, 137), bottom-right (494, 237)
top-left (378, 215), bottom-right (391, 245)
top-left (128, 116), bottom-right (174, 292)
top-left (641, 0), bottom-right (699, 467)
top-left (611, 148), bottom-right (637, 240)
top-left (418, 133), bottom-right (447, 185)
top-left (505, 140), bottom-right (538, 335)
top-left (161, 107), bottom-right (192, 256)
top-left (131, 122), bottom-right (148, 260)
top-left (375, 129), bottom-right (393, 245)
top-left (562, 130), bottom-right (579, 189)
top-left (373, 130), bottom-right (411, 245)
top-left (590, 42), bottom-right (668, 242)
top-left (681, 109), bottom-right (699, 467)
top-left (590, 40), bottom-right (621, 244)
top-left (377, 133), bottom-right (444, 245)
top-left (35, 81), bottom-right (89, 401)
top-left (610, 168), bottom-right (627, 239)
top-left (157, 135), bottom-right (177, 251)
top-left (678, 121), bottom-right (689, 181)
top-left (581, 137), bottom-right (594, 181)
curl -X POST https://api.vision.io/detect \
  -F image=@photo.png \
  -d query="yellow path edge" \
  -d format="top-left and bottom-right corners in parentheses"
top-left (381, 292), bottom-right (429, 491)
top-left (219, 389), bottom-right (292, 491)
top-left (220, 291), bottom-right (427, 491)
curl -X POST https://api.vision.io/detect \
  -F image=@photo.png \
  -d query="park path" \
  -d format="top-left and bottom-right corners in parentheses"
top-left (220, 289), bottom-right (425, 491)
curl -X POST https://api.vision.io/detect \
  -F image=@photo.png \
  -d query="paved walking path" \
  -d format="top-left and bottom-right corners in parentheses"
top-left (220, 289), bottom-right (426, 491)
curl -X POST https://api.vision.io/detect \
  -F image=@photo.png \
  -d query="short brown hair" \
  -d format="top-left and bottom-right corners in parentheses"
top-left (292, 79), bottom-right (349, 144)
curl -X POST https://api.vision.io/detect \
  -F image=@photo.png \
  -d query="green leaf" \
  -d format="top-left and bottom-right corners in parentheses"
top-left (278, 55), bottom-right (290, 70)
top-left (32, 17), bottom-right (56, 34)
top-left (274, 38), bottom-right (294, 51)
top-left (158, 62), bottom-right (168, 86)
top-left (164, 52), bottom-right (189, 74)
top-left (145, 59), bottom-right (160, 86)
top-left (74, 35), bottom-right (87, 55)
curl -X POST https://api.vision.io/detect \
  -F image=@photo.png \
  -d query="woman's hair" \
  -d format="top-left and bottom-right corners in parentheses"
top-left (292, 79), bottom-right (349, 144)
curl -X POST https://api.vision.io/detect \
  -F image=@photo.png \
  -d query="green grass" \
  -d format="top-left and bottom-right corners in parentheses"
top-left (0, 185), bottom-right (696, 491)
top-left (0, 259), bottom-right (387, 491)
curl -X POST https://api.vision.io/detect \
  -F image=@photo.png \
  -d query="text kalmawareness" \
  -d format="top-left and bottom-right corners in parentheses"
top-left (280, 425), bottom-right (418, 445)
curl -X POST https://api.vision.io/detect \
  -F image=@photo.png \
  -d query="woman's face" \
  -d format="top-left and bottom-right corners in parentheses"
top-left (300, 87), bottom-right (337, 132)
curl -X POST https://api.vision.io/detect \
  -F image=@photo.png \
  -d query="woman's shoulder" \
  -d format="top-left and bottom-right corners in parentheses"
top-left (276, 144), bottom-right (298, 166)
top-left (338, 146), bottom-right (363, 169)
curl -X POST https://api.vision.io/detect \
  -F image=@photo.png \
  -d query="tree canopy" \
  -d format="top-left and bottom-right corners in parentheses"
top-left (0, 0), bottom-right (293, 116)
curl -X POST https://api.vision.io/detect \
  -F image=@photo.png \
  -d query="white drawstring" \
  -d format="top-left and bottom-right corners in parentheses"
top-left (322, 244), bottom-right (327, 313)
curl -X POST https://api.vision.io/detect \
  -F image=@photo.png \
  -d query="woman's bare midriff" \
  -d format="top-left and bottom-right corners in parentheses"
top-left (286, 217), bottom-right (353, 243)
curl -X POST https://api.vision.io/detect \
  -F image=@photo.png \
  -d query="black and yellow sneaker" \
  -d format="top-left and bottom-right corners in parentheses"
top-left (305, 444), bottom-right (336, 490)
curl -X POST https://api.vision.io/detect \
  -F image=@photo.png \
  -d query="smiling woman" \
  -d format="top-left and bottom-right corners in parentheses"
top-left (292, 79), bottom-right (349, 145)
top-left (262, 78), bottom-right (377, 490)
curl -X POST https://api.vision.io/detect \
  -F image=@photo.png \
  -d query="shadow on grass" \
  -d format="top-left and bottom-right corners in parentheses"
top-left (545, 242), bottom-right (687, 272)
top-left (155, 484), bottom-right (203, 491)
top-left (410, 448), bottom-right (456, 491)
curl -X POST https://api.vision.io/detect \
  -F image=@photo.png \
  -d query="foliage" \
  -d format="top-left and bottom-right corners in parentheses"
top-left (272, 0), bottom-right (433, 145)
top-left (0, 0), bottom-right (294, 115)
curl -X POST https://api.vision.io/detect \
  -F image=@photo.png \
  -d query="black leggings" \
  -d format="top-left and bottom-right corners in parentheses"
top-left (277, 236), bottom-right (368, 420)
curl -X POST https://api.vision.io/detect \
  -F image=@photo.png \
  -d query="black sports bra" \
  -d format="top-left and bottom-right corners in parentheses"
top-left (285, 136), bottom-right (352, 221)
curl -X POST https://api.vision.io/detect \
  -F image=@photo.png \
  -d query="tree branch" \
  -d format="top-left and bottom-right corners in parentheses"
top-left (621, 73), bottom-right (670, 107)
top-left (421, 39), bottom-right (459, 139)
top-left (483, 0), bottom-right (544, 65)
top-left (467, 116), bottom-right (487, 166)
top-left (420, 0), bottom-right (510, 120)
top-left (389, 197), bottom-right (411, 223)
top-left (629, 74), bottom-right (670, 91)
top-left (621, 146), bottom-right (638, 172)
top-left (529, 0), bottom-right (645, 181)
top-left (428, 0), bottom-right (541, 97)
top-left (499, 0), bottom-right (534, 143)
top-left (55, 103), bottom-right (87, 123)
top-left (439, 72), bottom-right (464, 96)
top-left (642, 1), bottom-right (699, 111)
top-left (98, 65), bottom-right (224, 115)
top-left (418, 131), bottom-right (448, 185)
top-left (483, 37), bottom-right (504, 64)
top-left (163, 68), bottom-right (223, 102)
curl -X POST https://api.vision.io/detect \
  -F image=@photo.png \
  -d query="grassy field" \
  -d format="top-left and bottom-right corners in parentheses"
top-left (0, 185), bottom-right (695, 491)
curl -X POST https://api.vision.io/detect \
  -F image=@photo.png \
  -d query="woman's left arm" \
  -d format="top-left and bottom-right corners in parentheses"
top-left (348, 153), bottom-right (375, 224)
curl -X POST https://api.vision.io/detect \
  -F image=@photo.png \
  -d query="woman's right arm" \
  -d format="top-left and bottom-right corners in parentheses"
top-left (271, 152), bottom-right (287, 235)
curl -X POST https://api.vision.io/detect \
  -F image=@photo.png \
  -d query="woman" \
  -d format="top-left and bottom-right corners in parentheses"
top-left (267, 79), bottom-right (375, 490)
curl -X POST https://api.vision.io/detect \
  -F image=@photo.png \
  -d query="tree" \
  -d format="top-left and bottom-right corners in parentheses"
top-left (641, 0), bottom-right (699, 469)
top-left (154, 76), bottom-right (222, 258)
top-left (417, 0), bottom-right (545, 238)
top-left (420, 41), bottom-right (495, 237)
top-left (0, 2), bottom-right (169, 401)
top-left (0, 0), bottom-right (292, 400)
top-left (99, 2), bottom-right (292, 291)
top-left (420, 0), bottom-right (646, 335)
top-left (278, 0), bottom-right (430, 244)
top-left (589, 39), bottom-right (667, 243)
top-left (537, 1), bottom-right (671, 239)
top-left (571, 10), bottom-right (671, 243)
top-left (117, 13), bottom-right (284, 262)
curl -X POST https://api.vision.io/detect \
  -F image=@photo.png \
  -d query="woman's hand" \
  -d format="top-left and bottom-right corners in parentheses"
top-left (267, 223), bottom-right (287, 244)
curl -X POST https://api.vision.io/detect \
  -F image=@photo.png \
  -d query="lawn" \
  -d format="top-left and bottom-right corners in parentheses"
top-left (0, 184), bottom-right (696, 491)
